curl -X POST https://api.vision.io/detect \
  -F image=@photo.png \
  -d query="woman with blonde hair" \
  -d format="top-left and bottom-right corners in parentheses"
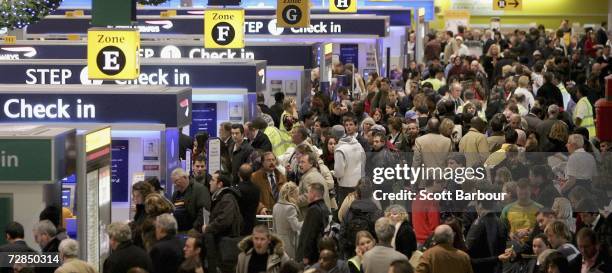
top-left (280, 97), bottom-right (299, 132)
top-left (546, 121), bottom-right (568, 153)
top-left (552, 197), bottom-right (576, 232)
top-left (385, 204), bottom-right (417, 259)
top-left (273, 182), bottom-right (303, 259)
top-left (348, 231), bottom-right (376, 273)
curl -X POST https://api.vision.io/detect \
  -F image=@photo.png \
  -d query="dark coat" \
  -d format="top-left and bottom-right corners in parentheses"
top-left (251, 131), bottom-right (272, 152)
top-left (103, 242), bottom-right (153, 273)
top-left (172, 181), bottom-right (211, 232)
top-left (235, 180), bottom-right (261, 236)
top-left (259, 103), bottom-right (279, 127)
top-left (206, 187), bottom-right (243, 238)
top-left (0, 241), bottom-right (35, 273)
top-left (534, 182), bottom-right (561, 208)
top-left (466, 212), bottom-right (508, 273)
top-left (270, 103), bottom-right (284, 128)
top-left (536, 82), bottom-right (564, 109)
top-left (341, 199), bottom-right (384, 256)
top-left (296, 199), bottom-right (330, 264)
top-left (150, 235), bottom-right (185, 273)
top-left (395, 220), bottom-right (418, 259)
top-left (35, 237), bottom-right (62, 273)
top-left (228, 140), bottom-right (254, 185)
top-left (523, 113), bottom-right (542, 135)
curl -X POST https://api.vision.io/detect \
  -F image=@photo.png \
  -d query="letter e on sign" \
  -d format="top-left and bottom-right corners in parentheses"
top-left (329, 0), bottom-right (356, 13)
top-left (204, 9), bottom-right (244, 49)
top-left (87, 28), bottom-right (140, 80)
top-left (276, 0), bottom-right (310, 28)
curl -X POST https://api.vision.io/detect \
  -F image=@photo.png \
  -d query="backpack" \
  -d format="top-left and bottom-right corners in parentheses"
top-left (341, 207), bottom-right (375, 256)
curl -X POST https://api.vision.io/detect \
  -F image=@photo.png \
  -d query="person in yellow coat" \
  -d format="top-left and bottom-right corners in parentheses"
top-left (573, 85), bottom-right (596, 139)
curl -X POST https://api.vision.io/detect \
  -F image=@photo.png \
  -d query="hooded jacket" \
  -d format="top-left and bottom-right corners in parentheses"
top-left (236, 234), bottom-right (290, 273)
top-left (334, 136), bottom-right (366, 188)
top-left (206, 187), bottom-right (243, 238)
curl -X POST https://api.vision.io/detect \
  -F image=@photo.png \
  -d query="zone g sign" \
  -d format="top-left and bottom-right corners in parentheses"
top-left (87, 28), bottom-right (140, 80)
top-left (204, 9), bottom-right (245, 49)
top-left (329, 0), bottom-right (356, 13)
top-left (276, 0), bottom-right (310, 28)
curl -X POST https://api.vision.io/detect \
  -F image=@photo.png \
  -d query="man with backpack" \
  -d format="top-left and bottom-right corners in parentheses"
top-left (296, 183), bottom-right (330, 266)
top-left (341, 178), bottom-right (383, 258)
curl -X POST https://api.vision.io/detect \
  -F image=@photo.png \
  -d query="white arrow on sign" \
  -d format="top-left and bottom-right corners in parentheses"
top-left (1, 47), bottom-right (38, 57)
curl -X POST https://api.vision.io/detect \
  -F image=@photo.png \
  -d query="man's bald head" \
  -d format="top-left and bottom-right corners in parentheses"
top-left (433, 225), bottom-right (454, 244)
top-left (427, 118), bottom-right (441, 134)
top-left (238, 163), bottom-right (253, 182)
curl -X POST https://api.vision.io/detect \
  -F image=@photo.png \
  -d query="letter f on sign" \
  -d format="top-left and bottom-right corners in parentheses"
top-left (102, 51), bottom-right (120, 70)
top-left (216, 26), bottom-right (230, 42)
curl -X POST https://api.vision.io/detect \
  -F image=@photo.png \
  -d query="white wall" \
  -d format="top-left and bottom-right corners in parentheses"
top-left (0, 185), bottom-right (46, 251)
top-left (110, 131), bottom-right (161, 223)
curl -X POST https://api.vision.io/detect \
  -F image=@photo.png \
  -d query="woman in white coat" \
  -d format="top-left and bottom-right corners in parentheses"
top-left (273, 182), bottom-right (303, 259)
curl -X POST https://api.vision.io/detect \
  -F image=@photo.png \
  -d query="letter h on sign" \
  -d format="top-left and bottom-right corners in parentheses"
top-left (329, 0), bottom-right (356, 13)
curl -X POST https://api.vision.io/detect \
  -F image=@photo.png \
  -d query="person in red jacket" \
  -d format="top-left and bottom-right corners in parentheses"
top-left (411, 179), bottom-right (442, 246)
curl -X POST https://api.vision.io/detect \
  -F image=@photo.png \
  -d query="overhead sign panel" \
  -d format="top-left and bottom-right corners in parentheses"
top-left (87, 28), bottom-right (140, 80)
top-left (0, 86), bottom-right (192, 127)
top-left (0, 42), bottom-right (317, 67)
top-left (277, 0), bottom-right (310, 27)
top-left (204, 9), bottom-right (245, 49)
top-left (493, 0), bottom-right (521, 11)
top-left (0, 59), bottom-right (266, 93)
top-left (26, 15), bottom-right (388, 37)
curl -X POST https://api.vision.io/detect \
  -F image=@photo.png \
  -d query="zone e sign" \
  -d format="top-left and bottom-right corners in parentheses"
top-left (204, 9), bottom-right (245, 49)
top-left (276, 0), bottom-right (310, 28)
top-left (329, 0), bottom-right (356, 13)
top-left (87, 28), bottom-right (140, 80)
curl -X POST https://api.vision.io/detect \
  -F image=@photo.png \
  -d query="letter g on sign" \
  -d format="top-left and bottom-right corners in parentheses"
top-left (282, 5), bottom-right (302, 25)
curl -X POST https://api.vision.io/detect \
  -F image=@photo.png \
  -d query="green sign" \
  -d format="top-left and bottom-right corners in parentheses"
top-left (0, 139), bottom-right (52, 182)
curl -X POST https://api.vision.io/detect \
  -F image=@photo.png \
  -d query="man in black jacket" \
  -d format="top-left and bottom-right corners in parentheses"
top-left (529, 165), bottom-right (561, 208)
top-left (247, 118), bottom-right (272, 153)
top-left (235, 164), bottom-right (260, 236)
top-left (466, 198), bottom-right (510, 273)
top-left (191, 154), bottom-right (212, 188)
top-left (296, 183), bottom-right (330, 266)
top-left (536, 72), bottom-right (564, 110)
top-left (576, 198), bottom-right (611, 249)
top-left (571, 227), bottom-right (611, 273)
top-left (0, 222), bottom-right (35, 273)
top-left (33, 220), bottom-right (62, 273)
top-left (171, 168), bottom-right (211, 233)
top-left (228, 123), bottom-right (254, 185)
top-left (104, 222), bottom-right (153, 273)
top-left (203, 172), bottom-right (243, 273)
top-left (257, 92), bottom-right (279, 128)
top-left (150, 214), bottom-right (184, 273)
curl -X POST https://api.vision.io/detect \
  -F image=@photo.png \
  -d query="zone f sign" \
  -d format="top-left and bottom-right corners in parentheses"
top-left (205, 9), bottom-right (245, 49)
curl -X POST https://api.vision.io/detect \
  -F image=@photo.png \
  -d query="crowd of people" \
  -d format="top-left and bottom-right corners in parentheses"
top-left (2, 19), bottom-right (612, 273)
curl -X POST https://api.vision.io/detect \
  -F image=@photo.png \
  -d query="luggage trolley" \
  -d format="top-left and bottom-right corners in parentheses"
top-left (256, 215), bottom-right (274, 231)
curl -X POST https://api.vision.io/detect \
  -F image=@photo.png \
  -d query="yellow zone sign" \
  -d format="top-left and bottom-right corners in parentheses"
top-left (204, 9), bottom-right (245, 49)
top-left (87, 28), bottom-right (140, 80)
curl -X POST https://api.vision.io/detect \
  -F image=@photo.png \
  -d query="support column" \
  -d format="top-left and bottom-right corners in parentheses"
top-left (608, 0), bottom-right (612, 32)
